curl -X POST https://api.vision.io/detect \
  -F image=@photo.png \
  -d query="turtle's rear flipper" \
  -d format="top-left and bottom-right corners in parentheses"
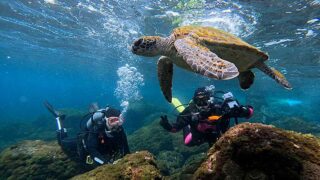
top-left (238, 70), bottom-right (255, 89)
top-left (255, 62), bottom-right (292, 89)
top-left (157, 56), bottom-right (173, 103)
top-left (174, 36), bottom-right (239, 80)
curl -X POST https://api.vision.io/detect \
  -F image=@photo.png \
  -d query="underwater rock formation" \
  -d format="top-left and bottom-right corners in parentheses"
top-left (194, 123), bottom-right (320, 179)
top-left (128, 119), bottom-right (208, 175)
top-left (3, 120), bottom-right (320, 179)
top-left (71, 151), bottom-right (162, 180)
top-left (0, 140), bottom-right (83, 179)
top-left (0, 140), bottom-right (162, 180)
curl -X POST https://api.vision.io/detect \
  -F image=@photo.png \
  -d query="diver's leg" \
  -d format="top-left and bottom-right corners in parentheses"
top-left (183, 125), bottom-right (193, 146)
top-left (183, 126), bottom-right (204, 146)
top-left (58, 137), bottom-right (79, 160)
top-left (43, 101), bottom-right (69, 145)
top-left (56, 115), bottom-right (68, 145)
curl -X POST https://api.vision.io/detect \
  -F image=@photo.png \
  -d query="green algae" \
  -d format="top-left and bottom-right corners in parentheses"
top-left (72, 151), bottom-right (162, 180)
top-left (0, 140), bottom-right (83, 180)
top-left (128, 119), bottom-right (208, 176)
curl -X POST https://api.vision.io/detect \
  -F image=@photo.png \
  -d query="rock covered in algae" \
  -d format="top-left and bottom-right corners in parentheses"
top-left (71, 151), bottom-right (162, 180)
top-left (0, 140), bottom-right (84, 179)
top-left (128, 119), bottom-right (208, 175)
top-left (194, 123), bottom-right (320, 179)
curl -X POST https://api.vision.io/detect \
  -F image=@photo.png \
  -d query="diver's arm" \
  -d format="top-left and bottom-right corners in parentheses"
top-left (229, 105), bottom-right (254, 119)
top-left (160, 109), bottom-right (191, 133)
top-left (86, 133), bottom-right (109, 165)
top-left (172, 111), bottom-right (191, 132)
top-left (238, 105), bottom-right (254, 118)
top-left (160, 115), bottom-right (173, 131)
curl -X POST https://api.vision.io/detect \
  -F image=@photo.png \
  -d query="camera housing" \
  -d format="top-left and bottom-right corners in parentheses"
top-left (222, 92), bottom-right (239, 109)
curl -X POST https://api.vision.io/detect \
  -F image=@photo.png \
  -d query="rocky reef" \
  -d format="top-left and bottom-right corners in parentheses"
top-left (128, 119), bottom-right (208, 175)
top-left (0, 141), bottom-right (162, 180)
top-left (194, 123), bottom-right (320, 179)
top-left (1, 121), bottom-right (320, 179)
top-left (0, 140), bottom-right (83, 179)
top-left (72, 151), bottom-right (162, 180)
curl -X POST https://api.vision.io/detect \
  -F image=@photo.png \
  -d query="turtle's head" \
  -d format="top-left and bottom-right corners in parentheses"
top-left (131, 36), bottom-right (162, 57)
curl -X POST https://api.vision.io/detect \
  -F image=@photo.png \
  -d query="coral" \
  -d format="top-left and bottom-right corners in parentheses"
top-left (0, 140), bottom-right (84, 179)
top-left (194, 123), bottom-right (320, 179)
top-left (71, 151), bottom-right (162, 180)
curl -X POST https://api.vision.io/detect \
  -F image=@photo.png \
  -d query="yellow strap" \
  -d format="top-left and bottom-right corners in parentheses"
top-left (172, 97), bottom-right (185, 113)
top-left (86, 155), bottom-right (94, 164)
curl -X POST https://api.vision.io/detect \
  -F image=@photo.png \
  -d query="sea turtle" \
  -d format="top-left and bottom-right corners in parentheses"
top-left (131, 26), bottom-right (292, 102)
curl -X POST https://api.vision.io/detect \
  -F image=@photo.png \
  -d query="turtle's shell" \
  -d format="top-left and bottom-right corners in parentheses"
top-left (172, 26), bottom-right (268, 72)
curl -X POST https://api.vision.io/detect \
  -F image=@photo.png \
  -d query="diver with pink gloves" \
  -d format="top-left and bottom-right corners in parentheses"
top-left (160, 86), bottom-right (253, 146)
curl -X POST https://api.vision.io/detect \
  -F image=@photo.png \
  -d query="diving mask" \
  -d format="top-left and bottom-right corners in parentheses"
top-left (105, 115), bottom-right (124, 131)
top-left (194, 97), bottom-right (210, 112)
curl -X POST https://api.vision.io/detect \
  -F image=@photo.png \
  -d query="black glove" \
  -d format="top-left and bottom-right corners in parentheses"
top-left (160, 115), bottom-right (172, 131)
top-left (241, 105), bottom-right (253, 118)
top-left (230, 105), bottom-right (253, 118)
top-left (228, 105), bottom-right (240, 117)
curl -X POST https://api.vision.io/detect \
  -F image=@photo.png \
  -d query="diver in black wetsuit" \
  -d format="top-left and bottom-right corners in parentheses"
top-left (44, 102), bottom-right (130, 166)
top-left (160, 87), bottom-right (254, 146)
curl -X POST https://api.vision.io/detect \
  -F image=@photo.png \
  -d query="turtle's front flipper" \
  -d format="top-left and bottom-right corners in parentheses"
top-left (238, 70), bottom-right (255, 89)
top-left (255, 61), bottom-right (292, 89)
top-left (174, 37), bottom-right (239, 80)
top-left (158, 56), bottom-right (173, 102)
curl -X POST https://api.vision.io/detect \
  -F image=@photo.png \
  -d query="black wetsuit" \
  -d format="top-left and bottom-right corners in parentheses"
top-left (57, 108), bottom-right (130, 166)
top-left (161, 101), bottom-right (253, 146)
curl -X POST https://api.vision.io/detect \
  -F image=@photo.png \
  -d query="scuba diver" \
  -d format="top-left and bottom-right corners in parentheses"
top-left (44, 101), bottom-right (130, 166)
top-left (160, 86), bottom-right (254, 146)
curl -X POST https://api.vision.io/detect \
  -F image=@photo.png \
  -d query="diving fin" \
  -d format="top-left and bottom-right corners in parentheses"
top-left (43, 100), bottom-right (65, 130)
top-left (89, 102), bottom-right (99, 113)
top-left (172, 97), bottom-right (185, 113)
top-left (44, 100), bottom-right (61, 118)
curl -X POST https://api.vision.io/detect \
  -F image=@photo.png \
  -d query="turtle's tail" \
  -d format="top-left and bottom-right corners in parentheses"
top-left (255, 62), bottom-right (292, 90)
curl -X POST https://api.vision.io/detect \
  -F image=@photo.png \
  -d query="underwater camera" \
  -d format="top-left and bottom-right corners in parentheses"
top-left (223, 92), bottom-right (239, 108)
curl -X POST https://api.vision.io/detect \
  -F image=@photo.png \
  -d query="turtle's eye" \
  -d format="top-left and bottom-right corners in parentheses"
top-left (134, 39), bottom-right (143, 46)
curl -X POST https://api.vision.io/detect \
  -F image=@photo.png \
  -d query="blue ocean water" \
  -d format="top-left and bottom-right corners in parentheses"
top-left (0, 0), bottom-right (319, 131)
